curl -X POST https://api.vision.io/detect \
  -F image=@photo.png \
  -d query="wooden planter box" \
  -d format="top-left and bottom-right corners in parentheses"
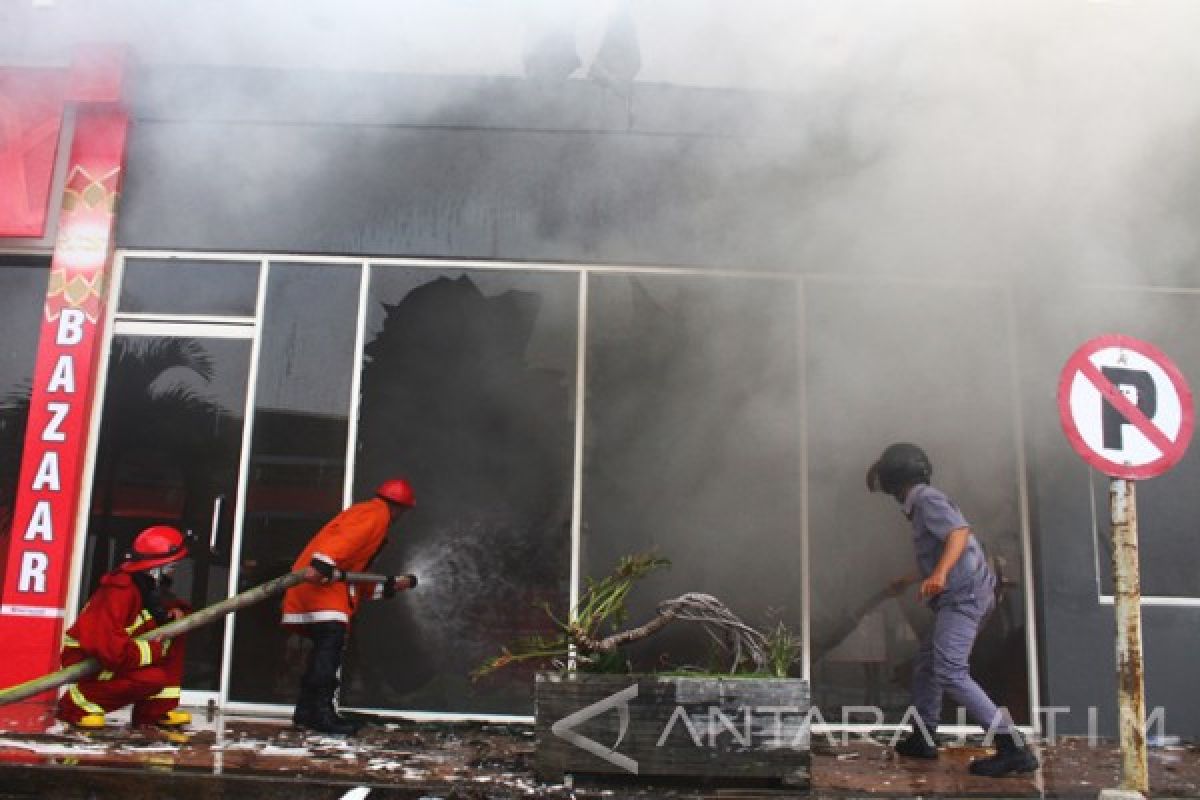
top-left (535, 672), bottom-right (810, 787)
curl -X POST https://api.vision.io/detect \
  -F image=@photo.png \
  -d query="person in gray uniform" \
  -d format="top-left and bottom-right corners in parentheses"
top-left (867, 442), bottom-right (1038, 778)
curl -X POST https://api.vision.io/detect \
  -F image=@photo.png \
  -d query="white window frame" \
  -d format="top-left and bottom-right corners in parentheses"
top-left (68, 249), bottom-right (1044, 731)
top-left (67, 252), bottom-right (264, 713)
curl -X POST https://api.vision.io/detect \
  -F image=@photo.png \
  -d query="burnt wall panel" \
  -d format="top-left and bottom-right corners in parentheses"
top-left (114, 119), bottom-right (816, 269)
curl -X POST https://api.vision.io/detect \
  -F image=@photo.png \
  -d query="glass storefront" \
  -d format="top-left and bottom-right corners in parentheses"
top-left (230, 262), bottom-right (362, 703)
top-left (82, 333), bottom-right (252, 690)
top-left (350, 267), bottom-right (578, 714)
top-left (79, 257), bottom-right (262, 692)
top-left (581, 274), bottom-right (804, 673)
top-left (70, 254), bottom-right (1037, 721)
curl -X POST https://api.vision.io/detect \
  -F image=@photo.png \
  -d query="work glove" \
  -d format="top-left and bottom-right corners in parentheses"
top-left (306, 557), bottom-right (336, 583)
top-left (144, 587), bottom-right (173, 625)
top-left (382, 574), bottom-right (418, 598)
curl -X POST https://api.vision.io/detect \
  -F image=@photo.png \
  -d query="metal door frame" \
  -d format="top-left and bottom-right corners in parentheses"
top-left (67, 253), bottom-right (267, 711)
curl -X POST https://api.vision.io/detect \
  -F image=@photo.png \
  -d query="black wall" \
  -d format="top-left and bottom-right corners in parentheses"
top-left (115, 67), bottom-right (835, 268)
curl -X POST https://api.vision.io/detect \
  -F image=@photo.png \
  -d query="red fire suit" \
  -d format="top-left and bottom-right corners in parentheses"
top-left (282, 497), bottom-right (392, 627)
top-left (56, 570), bottom-right (187, 725)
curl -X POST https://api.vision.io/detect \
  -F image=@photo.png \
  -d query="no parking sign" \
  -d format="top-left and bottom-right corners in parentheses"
top-left (1057, 334), bottom-right (1194, 479)
top-left (1057, 333), bottom-right (1194, 794)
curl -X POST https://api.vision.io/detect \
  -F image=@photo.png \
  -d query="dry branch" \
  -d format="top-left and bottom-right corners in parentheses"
top-left (570, 592), bottom-right (768, 674)
top-left (473, 553), bottom-right (774, 680)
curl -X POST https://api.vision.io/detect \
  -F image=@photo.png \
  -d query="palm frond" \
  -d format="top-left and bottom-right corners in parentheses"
top-left (471, 551), bottom-right (669, 681)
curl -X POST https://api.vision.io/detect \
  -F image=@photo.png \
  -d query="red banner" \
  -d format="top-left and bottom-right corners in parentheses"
top-left (0, 106), bottom-right (128, 714)
top-left (0, 68), bottom-right (67, 238)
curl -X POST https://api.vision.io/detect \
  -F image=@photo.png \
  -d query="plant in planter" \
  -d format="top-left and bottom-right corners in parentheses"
top-left (764, 615), bottom-right (803, 679)
top-left (474, 552), bottom-right (810, 787)
top-left (473, 552), bottom-right (773, 678)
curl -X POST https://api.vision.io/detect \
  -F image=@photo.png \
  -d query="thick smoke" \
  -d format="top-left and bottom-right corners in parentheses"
top-left (6, 0), bottom-right (1200, 721)
top-left (5, 1), bottom-right (1199, 283)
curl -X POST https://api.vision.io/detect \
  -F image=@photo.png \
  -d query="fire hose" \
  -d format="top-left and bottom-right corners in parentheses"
top-left (0, 569), bottom-right (409, 707)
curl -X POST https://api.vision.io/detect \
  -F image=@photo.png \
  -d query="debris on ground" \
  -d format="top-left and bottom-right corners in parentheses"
top-left (0, 713), bottom-right (1197, 798)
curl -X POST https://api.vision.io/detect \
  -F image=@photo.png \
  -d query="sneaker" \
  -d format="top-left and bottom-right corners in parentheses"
top-left (969, 734), bottom-right (1039, 777)
top-left (156, 710), bottom-right (191, 727)
top-left (894, 728), bottom-right (938, 759)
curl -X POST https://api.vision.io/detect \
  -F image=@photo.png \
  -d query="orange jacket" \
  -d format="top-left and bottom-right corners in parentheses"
top-left (281, 497), bottom-right (392, 626)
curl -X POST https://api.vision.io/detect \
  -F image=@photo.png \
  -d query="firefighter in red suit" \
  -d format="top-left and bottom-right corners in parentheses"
top-left (282, 477), bottom-right (418, 735)
top-left (56, 525), bottom-right (192, 729)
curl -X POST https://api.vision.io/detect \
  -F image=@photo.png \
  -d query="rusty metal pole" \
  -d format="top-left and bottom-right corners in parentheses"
top-left (1109, 478), bottom-right (1148, 795)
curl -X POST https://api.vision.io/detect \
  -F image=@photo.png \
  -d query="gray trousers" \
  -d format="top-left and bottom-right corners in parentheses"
top-left (912, 594), bottom-right (1012, 734)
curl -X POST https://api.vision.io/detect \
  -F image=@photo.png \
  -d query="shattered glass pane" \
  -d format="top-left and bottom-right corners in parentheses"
top-left (349, 266), bottom-right (577, 715)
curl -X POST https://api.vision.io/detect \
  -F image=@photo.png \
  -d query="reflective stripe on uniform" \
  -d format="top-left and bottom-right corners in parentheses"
top-left (69, 684), bottom-right (104, 715)
top-left (62, 635), bottom-right (80, 648)
top-left (135, 640), bottom-right (153, 666)
top-left (148, 686), bottom-right (180, 701)
top-left (126, 610), bottom-right (153, 634)
top-left (281, 610), bottom-right (349, 625)
top-left (97, 671), bottom-right (114, 681)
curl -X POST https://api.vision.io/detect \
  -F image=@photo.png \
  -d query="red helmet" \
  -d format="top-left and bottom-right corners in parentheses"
top-left (122, 525), bottom-right (188, 573)
top-left (376, 477), bottom-right (416, 508)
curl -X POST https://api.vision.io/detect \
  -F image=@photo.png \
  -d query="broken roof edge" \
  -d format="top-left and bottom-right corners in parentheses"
top-left (127, 64), bottom-right (810, 140)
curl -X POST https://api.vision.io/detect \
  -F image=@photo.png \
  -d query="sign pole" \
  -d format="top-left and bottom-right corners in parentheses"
top-left (1058, 334), bottom-right (1193, 800)
top-left (1108, 477), bottom-right (1148, 795)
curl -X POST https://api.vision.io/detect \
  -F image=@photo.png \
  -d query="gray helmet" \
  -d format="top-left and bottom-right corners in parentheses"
top-left (867, 443), bottom-right (932, 499)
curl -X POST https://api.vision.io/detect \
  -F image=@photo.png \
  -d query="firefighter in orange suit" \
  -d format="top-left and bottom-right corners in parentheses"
top-left (282, 478), bottom-right (418, 735)
top-left (56, 526), bottom-right (192, 729)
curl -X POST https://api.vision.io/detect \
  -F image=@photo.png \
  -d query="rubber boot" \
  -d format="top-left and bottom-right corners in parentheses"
top-left (295, 621), bottom-right (355, 734)
top-left (894, 724), bottom-right (939, 759)
top-left (156, 710), bottom-right (191, 728)
top-left (969, 732), bottom-right (1040, 777)
top-left (303, 687), bottom-right (358, 736)
top-left (292, 686), bottom-right (320, 729)
top-left (73, 713), bottom-right (106, 730)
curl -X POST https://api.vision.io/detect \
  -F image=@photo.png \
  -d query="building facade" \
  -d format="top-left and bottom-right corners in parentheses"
top-left (1, 52), bottom-right (1198, 735)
